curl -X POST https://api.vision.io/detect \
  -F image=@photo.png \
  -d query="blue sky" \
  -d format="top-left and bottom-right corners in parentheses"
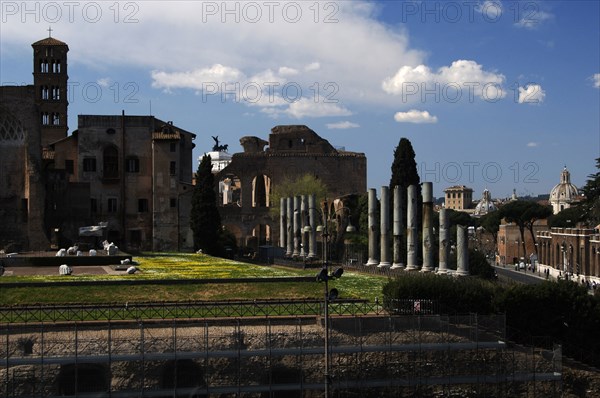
top-left (1, 0), bottom-right (598, 199)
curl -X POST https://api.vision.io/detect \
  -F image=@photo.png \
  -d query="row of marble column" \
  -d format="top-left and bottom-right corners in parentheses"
top-left (366, 183), bottom-right (469, 275)
top-left (279, 185), bottom-right (469, 275)
top-left (280, 194), bottom-right (318, 259)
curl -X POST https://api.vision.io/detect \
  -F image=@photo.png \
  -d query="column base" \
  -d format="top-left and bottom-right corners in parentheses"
top-left (437, 268), bottom-right (448, 274)
top-left (421, 266), bottom-right (435, 273)
top-left (366, 259), bottom-right (379, 266)
top-left (404, 264), bottom-right (420, 271)
top-left (391, 263), bottom-right (405, 270)
top-left (377, 262), bottom-right (391, 268)
top-left (455, 270), bottom-right (470, 276)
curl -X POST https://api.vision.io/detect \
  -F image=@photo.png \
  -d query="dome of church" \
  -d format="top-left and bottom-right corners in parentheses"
top-left (474, 189), bottom-right (496, 216)
top-left (550, 167), bottom-right (579, 214)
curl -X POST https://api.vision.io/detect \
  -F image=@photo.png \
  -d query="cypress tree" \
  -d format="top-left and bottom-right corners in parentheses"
top-left (389, 138), bottom-right (421, 264)
top-left (190, 154), bottom-right (222, 255)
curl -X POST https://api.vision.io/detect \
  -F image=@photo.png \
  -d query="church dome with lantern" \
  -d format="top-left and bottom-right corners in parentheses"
top-left (474, 189), bottom-right (497, 216)
top-left (549, 166), bottom-right (579, 214)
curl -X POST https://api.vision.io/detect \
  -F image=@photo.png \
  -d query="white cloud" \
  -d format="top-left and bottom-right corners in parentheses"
top-left (527, 142), bottom-right (539, 147)
top-left (382, 60), bottom-right (506, 101)
top-left (394, 110), bottom-right (438, 124)
top-left (515, 10), bottom-right (553, 29)
top-left (151, 64), bottom-right (243, 90)
top-left (518, 84), bottom-right (546, 104)
top-left (283, 98), bottom-right (353, 119)
top-left (97, 77), bottom-right (111, 88)
top-left (592, 73), bottom-right (600, 89)
top-left (278, 67), bottom-right (299, 77)
top-left (326, 121), bottom-right (360, 129)
top-left (0, 1), bottom-right (425, 111)
top-left (476, 1), bottom-right (503, 20)
top-left (304, 62), bottom-right (321, 72)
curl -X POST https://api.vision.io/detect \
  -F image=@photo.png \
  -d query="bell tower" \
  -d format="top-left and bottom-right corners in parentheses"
top-left (32, 30), bottom-right (69, 146)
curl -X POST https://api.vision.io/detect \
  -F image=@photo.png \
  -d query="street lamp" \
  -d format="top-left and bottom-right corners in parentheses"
top-left (308, 201), bottom-right (354, 398)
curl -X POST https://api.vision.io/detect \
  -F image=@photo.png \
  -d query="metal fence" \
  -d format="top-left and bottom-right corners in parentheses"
top-left (0, 299), bottom-right (381, 324)
top-left (1, 313), bottom-right (562, 397)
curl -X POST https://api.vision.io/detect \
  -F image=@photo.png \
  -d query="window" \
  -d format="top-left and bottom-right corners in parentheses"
top-left (91, 198), bottom-right (97, 213)
top-left (103, 146), bottom-right (119, 178)
top-left (52, 113), bottom-right (60, 125)
top-left (65, 160), bottom-right (74, 174)
top-left (170, 198), bottom-right (177, 208)
top-left (83, 158), bottom-right (97, 172)
top-left (170, 142), bottom-right (177, 152)
top-left (40, 59), bottom-right (49, 73)
top-left (107, 198), bottom-right (118, 213)
top-left (138, 198), bottom-right (148, 213)
top-left (41, 86), bottom-right (49, 100)
top-left (51, 86), bottom-right (60, 100)
top-left (126, 157), bottom-right (140, 173)
top-left (170, 161), bottom-right (177, 176)
top-left (41, 112), bottom-right (50, 125)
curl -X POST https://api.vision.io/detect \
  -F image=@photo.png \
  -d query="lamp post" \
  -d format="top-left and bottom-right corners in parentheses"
top-left (310, 201), bottom-right (354, 398)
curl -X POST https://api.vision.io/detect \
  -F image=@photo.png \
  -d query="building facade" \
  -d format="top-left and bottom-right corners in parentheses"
top-left (444, 185), bottom-right (473, 210)
top-left (0, 35), bottom-right (196, 252)
top-left (537, 228), bottom-right (600, 282)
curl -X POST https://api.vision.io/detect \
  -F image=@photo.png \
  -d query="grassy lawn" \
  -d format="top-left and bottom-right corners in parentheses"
top-left (0, 253), bottom-right (388, 305)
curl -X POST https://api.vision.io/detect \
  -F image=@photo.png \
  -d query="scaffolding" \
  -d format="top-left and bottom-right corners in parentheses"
top-left (1, 313), bottom-right (561, 397)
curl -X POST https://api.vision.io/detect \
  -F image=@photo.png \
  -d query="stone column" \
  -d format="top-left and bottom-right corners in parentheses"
top-left (405, 185), bottom-right (419, 271)
top-left (293, 196), bottom-right (301, 258)
top-left (308, 194), bottom-right (317, 258)
top-left (280, 197), bottom-right (286, 249)
top-left (366, 188), bottom-right (379, 266)
top-left (300, 195), bottom-right (307, 258)
top-left (286, 197), bottom-right (293, 257)
top-left (421, 182), bottom-right (434, 272)
top-left (378, 186), bottom-right (391, 268)
top-left (437, 208), bottom-right (449, 274)
top-left (391, 185), bottom-right (405, 269)
top-left (456, 225), bottom-right (469, 276)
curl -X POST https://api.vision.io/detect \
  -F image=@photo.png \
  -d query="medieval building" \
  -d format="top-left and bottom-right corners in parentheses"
top-left (215, 125), bottom-right (367, 249)
top-left (0, 35), bottom-right (196, 252)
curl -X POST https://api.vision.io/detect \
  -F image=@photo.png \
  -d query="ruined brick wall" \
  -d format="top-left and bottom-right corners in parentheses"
top-left (217, 125), bottom-right (366, 249)
top-left (0, 86), bottom-right (49, 251)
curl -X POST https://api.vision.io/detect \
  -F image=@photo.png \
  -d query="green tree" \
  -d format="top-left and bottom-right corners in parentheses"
top-left (549, 205), bottom-right (585, 228)
top-left (499, 200), bottom-right (552, 256)
top-left (479, 210), bottom-right (502, 244)
top-left (389, 138), bottom-right (421, 263)
top-left (581, 158), bottom-right (600, 227)
top-left (190, 154), bottom-right (223, 255)
top-left (269, 174), bottom-right (328, 218)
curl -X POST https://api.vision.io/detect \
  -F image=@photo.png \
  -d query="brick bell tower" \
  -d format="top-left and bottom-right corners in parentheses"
top-left (32, 30), bottom-right (69, 146)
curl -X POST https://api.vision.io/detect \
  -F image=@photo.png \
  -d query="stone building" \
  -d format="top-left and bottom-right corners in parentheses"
top-left (0, 35), bottom-right (196, 252)
top-left (537, 228), bottom-right (600, 282)
top-left (444, 185), bottom-right (473, 210)
top-left (47, 115), bottom-right (196, 251)
top-left (496, 220), bottom-right (548, 266)
top-left (549, 166), bottom-right (580, 214)
top-left (215, 125), bottom-right (366, 249)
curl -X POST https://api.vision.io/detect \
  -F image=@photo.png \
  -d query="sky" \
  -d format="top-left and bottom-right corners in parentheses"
top-left (1, 0), bottom-right (599, 200)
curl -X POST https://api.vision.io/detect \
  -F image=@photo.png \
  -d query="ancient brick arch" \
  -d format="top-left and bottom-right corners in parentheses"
top-left (252, 173), bottom-right (271, 208)
top-left (55, 363), bottom-right (109, 395)
top-left (0, 106), bottom-right (26, 144)
top-left (161, 359), bottom-right (206, 394)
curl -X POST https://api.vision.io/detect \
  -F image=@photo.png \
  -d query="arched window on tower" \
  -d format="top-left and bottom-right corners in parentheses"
top-left (41, 112), bottom-right (50, 125)
top-left (52, 113), bottom-right (60, 125)
top-left (41, 86), bottom-right (49, 100)
top-left (40, 59), bottom-right (49, 73)
top-left (103, 146), bottom-right (119, 179)
top-left (51, 86), bottom-right (60, 100)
